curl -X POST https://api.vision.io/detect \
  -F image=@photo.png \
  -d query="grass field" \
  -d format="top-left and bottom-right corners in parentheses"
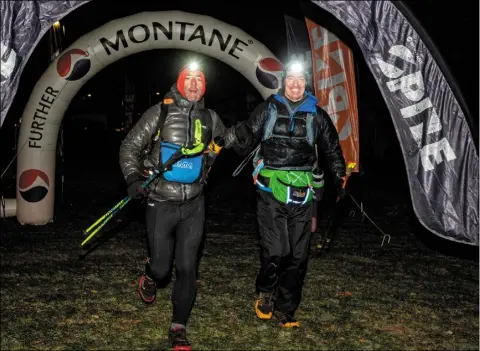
top-left (1, 201), bottom-right (478, 350)
top-left (1, 168), bottom-right (478, 350)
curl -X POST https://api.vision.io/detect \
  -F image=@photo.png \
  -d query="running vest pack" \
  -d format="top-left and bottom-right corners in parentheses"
top-left (252, 94), bottom-right (324, 204)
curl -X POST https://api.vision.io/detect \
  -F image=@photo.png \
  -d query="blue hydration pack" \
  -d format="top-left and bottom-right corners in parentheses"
top-left (160, 142), bottom-right (203, 184)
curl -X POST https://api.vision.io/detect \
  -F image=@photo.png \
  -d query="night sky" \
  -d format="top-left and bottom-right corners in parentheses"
top-left (1, 0), bottom-right (478, 171)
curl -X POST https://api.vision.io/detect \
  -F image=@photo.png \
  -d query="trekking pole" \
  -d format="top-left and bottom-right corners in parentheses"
top-left (83, 196), bottom-right (131, 236)
top-left (317, 162), bottom-right (356, 254)
top-left (81, 196), bottom-right (132, 247)
top-left (80, 148), bottom-right (186, 247)
top-left (317, 194), bottom-right (342, 253)
top-left (82, 160), bottom-right (168, 240)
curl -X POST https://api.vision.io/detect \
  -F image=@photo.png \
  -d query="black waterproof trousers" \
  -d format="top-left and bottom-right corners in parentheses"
top-left (255, 189), bottom-right (313, 316)
top-left (145, 194), bottom-right (205, 326)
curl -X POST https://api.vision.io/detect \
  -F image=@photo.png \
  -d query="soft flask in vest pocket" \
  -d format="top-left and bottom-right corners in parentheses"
top-left (160, 142), bottom-right (203, 183)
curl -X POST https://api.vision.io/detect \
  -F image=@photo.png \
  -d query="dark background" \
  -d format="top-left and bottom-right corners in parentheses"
top-left (0, 0), bottom-right (478, 239)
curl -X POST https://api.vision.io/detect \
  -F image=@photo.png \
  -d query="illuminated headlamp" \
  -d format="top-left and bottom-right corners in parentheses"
top-left (187, 61), bottom-right (199, 71)
top-left (281, 60), bottom-right (308, 81)
top-left (289, 62), bottom-right (304, 73)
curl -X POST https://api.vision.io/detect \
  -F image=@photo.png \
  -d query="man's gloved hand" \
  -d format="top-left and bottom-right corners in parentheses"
top-left (235, 122), bottom-right (252, 146)
top-left (335, 176), bottom-right (348, 200)
top-left (140, 159), bottom-right (154, 178)
top-left (127, 177), bottom-right (148, 200)
top-left (213, 136), bottom-right (225, 148)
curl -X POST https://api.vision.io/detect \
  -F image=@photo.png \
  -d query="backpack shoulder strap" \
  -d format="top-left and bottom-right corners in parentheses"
top-left (158, 102), bottom-right (169, 135)
top-left (207, 108), bottom-right (215, 122)
top-left (144, 102), bottom-right (168, 156)
top-left (207, 108), bottom-right (216, 137)
top-left (306, 111), bottom-right (316, 146)
top-left (263, 102), bottom-right (277, 141)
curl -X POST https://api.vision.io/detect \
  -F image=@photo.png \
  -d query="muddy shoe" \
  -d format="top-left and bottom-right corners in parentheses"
top-left (255, 291), bottom-right (274, 320)
top-left (168, 326), bottom-right (192, 351)
top-left (138, 274), bottom-right (156, 304)
top-left (274, 310), bottom-right (300, 328)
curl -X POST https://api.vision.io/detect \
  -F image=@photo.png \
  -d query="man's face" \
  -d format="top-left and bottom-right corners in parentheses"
top-left (284, 71), bottom-right (306, 102)
top-left (183, 70), bottom-right (204, 102)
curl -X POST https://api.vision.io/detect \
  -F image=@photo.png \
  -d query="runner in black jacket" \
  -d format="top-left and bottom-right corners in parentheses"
top-left (224, 60), bottom-right (346, 328)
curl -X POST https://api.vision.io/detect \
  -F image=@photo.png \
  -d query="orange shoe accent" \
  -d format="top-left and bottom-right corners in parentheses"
top-left (255, 300), bottom-right (272, 320)
top-left (282, 321), bottom-right (300, 328)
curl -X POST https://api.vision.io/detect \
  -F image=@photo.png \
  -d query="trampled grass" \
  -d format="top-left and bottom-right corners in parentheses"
top-left (1, 206), bottom-right (478, 350)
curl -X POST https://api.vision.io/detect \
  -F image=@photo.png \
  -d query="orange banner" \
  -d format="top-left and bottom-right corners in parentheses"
top-left (305, 18), bottom-right (360, 174)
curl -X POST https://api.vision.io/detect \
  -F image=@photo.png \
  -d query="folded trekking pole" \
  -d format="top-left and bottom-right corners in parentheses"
top-left (80, 148), bottom-right (185, 247)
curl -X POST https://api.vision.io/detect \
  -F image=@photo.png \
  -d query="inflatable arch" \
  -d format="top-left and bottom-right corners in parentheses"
top-left (14, 11), bottom-right (284, 225)
top-left (4, 2), bottom-right (478, 245)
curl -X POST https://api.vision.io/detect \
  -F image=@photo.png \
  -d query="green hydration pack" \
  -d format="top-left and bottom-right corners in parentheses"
top-left (259, 168), bottom-right (312, 204)
top-left (254, 165), bottom-right (324, 205)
